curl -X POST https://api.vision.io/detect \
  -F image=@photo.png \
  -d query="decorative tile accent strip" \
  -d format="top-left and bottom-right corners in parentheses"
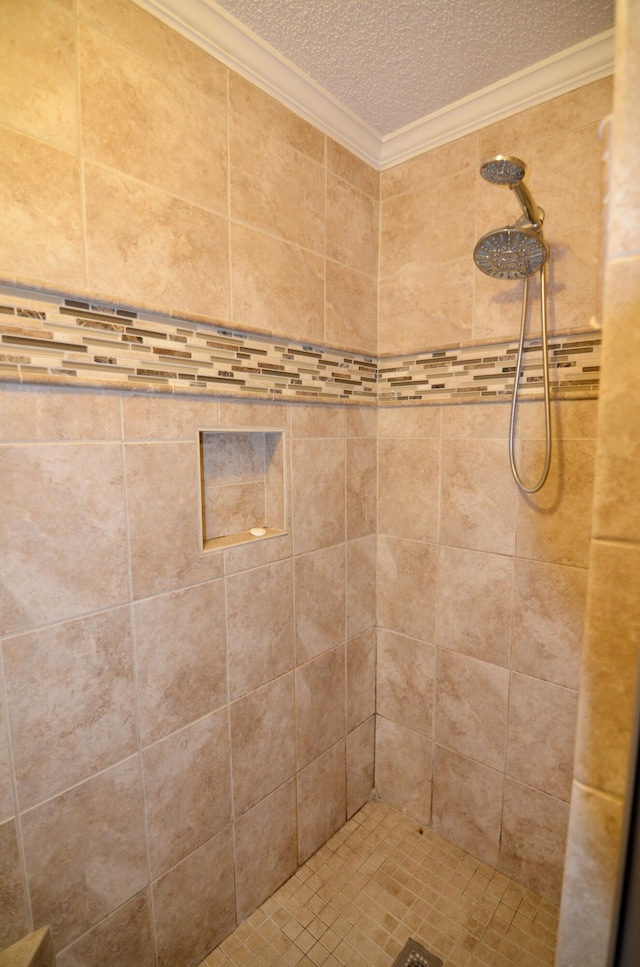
top-left (0, 285), bottom-right (600, 404)
top-left (377, 333), bottom-right (601, 402)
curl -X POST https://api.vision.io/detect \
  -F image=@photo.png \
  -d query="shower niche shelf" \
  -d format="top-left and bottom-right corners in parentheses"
top-left (199, 428), bottom-right (287, 552)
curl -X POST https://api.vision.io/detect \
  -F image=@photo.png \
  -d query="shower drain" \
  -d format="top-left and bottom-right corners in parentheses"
top-left (390, 937), bottom-right (443, 967)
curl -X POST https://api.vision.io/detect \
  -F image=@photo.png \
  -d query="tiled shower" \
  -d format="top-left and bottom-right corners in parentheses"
top-left (1, 1), bottom-right (635, 966)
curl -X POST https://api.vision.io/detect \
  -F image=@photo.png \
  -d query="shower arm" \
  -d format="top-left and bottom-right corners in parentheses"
top-left (511, 181), bottom-right (544, 231)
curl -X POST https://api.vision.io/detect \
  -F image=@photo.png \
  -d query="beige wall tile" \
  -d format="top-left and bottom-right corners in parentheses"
top-left (518, 396), bottom-right (599, 441)
top-left (436, 648), bottom-right (509, 771)
top-left (378, 438), bottom-right (440, 541)
top-left (478, 78), bottom-right (613, 161)
top-left (22, 758), bottom-right (148, 949)
top-left (526, 124), bottom-right (603, 237)
top-left (327, 138), bottom-right (379, 198)
top-left (544, 225), bottom-right (601, 332)
top-left (511, 558), bottom-right (587, 689)
top-left (0, 128), bottom-right (85, 288)
top-left (500, 778), bottom-right (569, 902)
top-left (297, 741), bottom-right (347, 864)
top-left (441, 400), bottom-right (510, 439)
top-left (80, 25), bottom-right (227, 212)
top-left (574, 541), bottom-right (640, 798)
top-left (133, 581), bottom-right (227, 746)
top-left (230, 674), bottom-right (296, 817)
top-left (4, 608), bottom-right (136, 809)
top-left (346, 536), bottom-right (376, 640)
top-left (432, 746), bottom-right (504, 868)
top-left (231, 222), bottom-right (324, 341)
top-left (515, 438), bottom-right (596, 567)
top-left (291, 402), bottom-right (345, 438)
top-left (223, 530), bottom-right (293, 576)
top-left (78, 0), bottom-right (228, 102)
top-left (143, 710), bottom-right (231, 878)
top-left (379, 258), bottom-right (474, 354)
top-left (381, 132), bottom-right (478, 199)
top-left (0, 386), bottom-right (121, 442)
top-left (0, 0), bottom-right (78, 151)
top-left (555, 784), bottom-right (624, 967)
top-left (0, 443), bottom-right (128, 635)
top-left (0, 819), bottom-right (29, 949)
top-left (377, 536), bottom-right (437, 643)
top-left (326, 260), bottom-right (378, 353)
top-left (295, 645), bottom-right (346, 769)
top-left (471, 268), bottom-right (535, 343)
top-left (229, 73), bottom-right (324, 162)
top-left (226, 559), bottom-right (294, 701)
top-left (326, 174), bottom-right (379, 276)
top-left (122, 395), bottom-right (221, 441)
top-left (440, 438), bottom-right (517, 555)
top-left (346, 404), bottom-right (377, 439)
top-left (346, 629), bottom-right (376, 731)
top-left (506, 673), bottom-right (578, 801)
top-left (84, 163), bottom-right (230, 318)
top-left (218, 399), bottom-right (289, 430)
top-left (234, 781), bottom-right (297, 922)
top-left (56, 892), bottom-right (155, 967)
top-left (230, 113), bottom-right (324, 252)
top-left (436, 545), bottom-right (513, 666)
top-left (378, 405), bottom-right (441, 438)
top-left (152, 827), bottom-right (236, 967)
top-left (346, 717), bottom-right (375, 818)
top-left (295, 544), bottom-right (346, 663)
top-left (380, 169), bottom-right (476, 277)
top-left (124, 441), bottom-right (224, 600)
top-left (376, 629), bottom-right (435, 737)
top-left (346, 438), bottom-right (377, 540)
top-left (374, 716), bottom-right (432, 825)
top-left (291, 438), bottom-right (345, 554)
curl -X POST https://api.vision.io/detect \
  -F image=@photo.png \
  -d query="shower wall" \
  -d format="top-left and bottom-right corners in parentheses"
top-left (0, 1), bottom-right (378, 964)
top-left (375, 77), bottom-right (613, 902)
top-left (0, 0), bottom-right (617, 963)
top-left (0, 387), bottom-right (377, 966)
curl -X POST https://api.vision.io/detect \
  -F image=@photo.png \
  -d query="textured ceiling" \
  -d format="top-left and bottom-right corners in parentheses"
top-left (210, 0), bottom-right (615, 135)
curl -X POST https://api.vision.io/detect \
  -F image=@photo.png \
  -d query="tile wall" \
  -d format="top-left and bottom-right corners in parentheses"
top-left (373, 69), bottom-right (612, 908)
top-left (374, 396), bottom-right (598, 904)
top-left (0, 0), bottom-right (379, 355)
top-left (0, 386), bottom-right (377, 965)
top-left (0, 0), bottom-right (620, 965)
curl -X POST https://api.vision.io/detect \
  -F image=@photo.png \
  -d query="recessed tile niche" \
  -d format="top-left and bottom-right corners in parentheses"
top-left (199, 428), bottom-right (287, 551)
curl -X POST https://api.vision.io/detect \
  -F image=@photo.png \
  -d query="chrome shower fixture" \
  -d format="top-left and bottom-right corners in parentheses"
top-left (479, 154), bottom-right (544, 231)
top-left (474, 155), bottom-right (548, 280)
top-left (473, 153), bottom-right (552, 494)
top-left (474, 226), bottom-right (549, 281)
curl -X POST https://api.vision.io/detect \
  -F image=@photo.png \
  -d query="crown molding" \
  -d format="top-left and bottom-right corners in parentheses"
top-left (380, 30), bottom-right (615, 168)
top-left (131, 0), bottom-right (614, 170)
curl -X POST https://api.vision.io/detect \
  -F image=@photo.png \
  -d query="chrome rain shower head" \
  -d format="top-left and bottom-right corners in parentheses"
top-left (474, 226), bottom-right (549, 280)
top-left (480, 154), bottom-right (526, 185)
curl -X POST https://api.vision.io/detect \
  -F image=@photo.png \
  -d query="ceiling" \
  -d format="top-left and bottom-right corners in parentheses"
top-left (135, 0), bottom-right (615, 167)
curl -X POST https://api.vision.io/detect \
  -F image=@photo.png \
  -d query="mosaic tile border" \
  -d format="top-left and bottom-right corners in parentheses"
top-left (0, 285), bottom-right (600, 404)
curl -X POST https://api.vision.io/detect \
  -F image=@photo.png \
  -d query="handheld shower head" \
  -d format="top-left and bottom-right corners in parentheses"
top-left (479, 154), bottom-right (543, 231)
top-left (480, 155), bottom-right (526, 186)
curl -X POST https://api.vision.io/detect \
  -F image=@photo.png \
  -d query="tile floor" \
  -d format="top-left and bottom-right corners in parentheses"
top-left (198, 800), bottom-right (558, 967)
